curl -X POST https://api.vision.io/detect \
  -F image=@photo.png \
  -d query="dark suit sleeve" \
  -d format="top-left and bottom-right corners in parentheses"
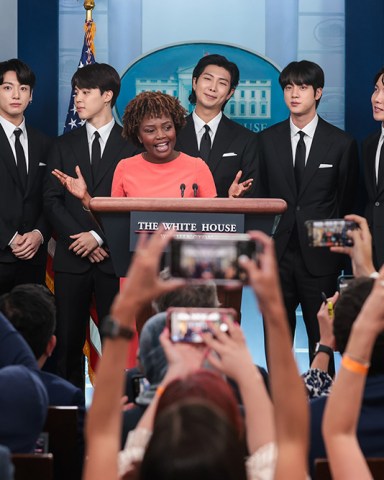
top-left (0, 312), bottom-right (37, 369)
top-left (31, 134), bottom-right (52, 241)
top-left (253, 132), bottom-right (269, 198)
top-left (239, 131), bottom-right (260, 198)
top-left (44, 141), bottom-right (93, 241)
top-left (337, 137), bottom-right (359, 216)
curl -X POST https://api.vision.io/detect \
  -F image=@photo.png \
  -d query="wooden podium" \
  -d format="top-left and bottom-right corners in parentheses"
top-left (90, 197), bottom-right (287, 331)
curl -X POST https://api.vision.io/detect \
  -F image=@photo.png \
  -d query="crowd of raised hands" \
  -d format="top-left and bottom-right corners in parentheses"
top-left (83, 213), bottom-right (383, 480)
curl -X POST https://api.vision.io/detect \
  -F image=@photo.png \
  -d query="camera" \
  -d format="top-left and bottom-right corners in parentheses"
top-left (167, 307), bottom-right (237, 343)
top-left (305, 219), bottom-right (358, 247)
top-left (169, 233), bottom-right (260, 284)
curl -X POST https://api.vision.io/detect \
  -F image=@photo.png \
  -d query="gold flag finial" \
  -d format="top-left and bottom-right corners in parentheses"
top-left (84, 1), bottom-right (95, 22)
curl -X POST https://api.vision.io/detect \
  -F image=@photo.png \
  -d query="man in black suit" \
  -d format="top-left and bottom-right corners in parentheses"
top-left (363, 67), bottom-right (384, 270)
top-left (175, 54), bottom-right (258, 197)
top-left (256, 60), bottom-right (359, 361)
top-left (0, 59), bottom-right (51, 296)
top-left (44, 63), bottom-right (138, 389)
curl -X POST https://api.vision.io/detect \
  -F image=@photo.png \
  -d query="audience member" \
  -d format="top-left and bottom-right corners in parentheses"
top-left (309, 276), bottom-right (384, 475)
top-left (0, 311), bottom-right (48, 453)
top-left (118, 319), bottom-right (274, 479)
top-left (0, 283), bottom-right (85, 473)
top-left (141, 400), bottom-right (247, 480)
top-left (323, 267), bottom-right (384, 479)
top-left (121, 281), bottom-right (220, 439)
top-left (0, 59), bottom-right (51, 296)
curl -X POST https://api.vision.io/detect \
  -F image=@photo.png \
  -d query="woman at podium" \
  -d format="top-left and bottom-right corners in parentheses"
top-left (52, 91), bottom-right (252, 202)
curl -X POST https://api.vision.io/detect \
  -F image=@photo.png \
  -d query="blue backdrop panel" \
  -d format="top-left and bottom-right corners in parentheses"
top-left (18, 0), bottom-right (58, 137)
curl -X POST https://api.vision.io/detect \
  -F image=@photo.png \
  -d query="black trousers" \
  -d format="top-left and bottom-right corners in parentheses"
top-left (54, 267), bottom-right (119, 389)
top-left (278, 240), bottom-right (338, 369)
top-left (0, 260), bottom-right (46, 296)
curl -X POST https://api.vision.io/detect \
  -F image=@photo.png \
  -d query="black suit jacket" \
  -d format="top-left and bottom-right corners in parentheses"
top-left (0, 124), bottom-right (51, 264)
top-left (44, 123), bottom-right (138, 275)
top-left (363, 130), bottom-right (384, 268)
top-left (175, 114), bottom-right (258, 197)
top-left (257, 117), bottom-right (359, 276)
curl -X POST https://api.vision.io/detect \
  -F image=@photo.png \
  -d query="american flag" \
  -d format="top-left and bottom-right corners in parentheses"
top-left (63, 19), bottom-right (96, 133)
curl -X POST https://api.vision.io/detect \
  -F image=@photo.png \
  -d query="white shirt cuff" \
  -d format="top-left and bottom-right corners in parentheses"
top-left (90, 230), bottom-right (103, 247)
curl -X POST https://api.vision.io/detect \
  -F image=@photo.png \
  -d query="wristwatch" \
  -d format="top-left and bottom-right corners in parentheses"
top-left (314, 343), bottom-right (334, 358)
top-left (101, 315), bottom-right (135, 340)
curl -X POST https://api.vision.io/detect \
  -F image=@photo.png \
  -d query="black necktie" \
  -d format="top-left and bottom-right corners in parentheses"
top-left (14, 129), bottom-right (27, 190)
top-left (377, 141), bottom-right (384, 191)
top-left (199, 124), bottom-right (211, 162)
top-left (294, 131), bottom-right (306, 192)
top-left (91, 131), bottom-right (101, 180)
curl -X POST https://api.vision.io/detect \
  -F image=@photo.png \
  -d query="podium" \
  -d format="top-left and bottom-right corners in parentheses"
top-left (90, 197), bottom-right (287, 331)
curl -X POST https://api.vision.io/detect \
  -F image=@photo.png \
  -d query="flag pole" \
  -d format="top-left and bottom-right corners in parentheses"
top-left (84, 0), bottom-right (95, 21)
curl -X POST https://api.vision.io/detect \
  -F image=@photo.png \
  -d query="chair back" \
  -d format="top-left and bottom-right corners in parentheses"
top-left (12, 453), bottom-right (53, 480)
top-left (315, 457), bottom-right (384, 479)
top-left (43, 406), bottom-right (81, 480)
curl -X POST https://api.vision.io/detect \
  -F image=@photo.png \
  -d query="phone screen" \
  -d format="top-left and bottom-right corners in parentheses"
top-left (169, 234), bottom-right (257, 283)
top-left (305, 219), bottom-right (358, 247)
top-left (167, 307), bottom-right (236, 343)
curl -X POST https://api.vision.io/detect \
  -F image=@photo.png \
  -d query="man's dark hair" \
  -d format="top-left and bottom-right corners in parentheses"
top-left (0, 284), bottom-right (56, 360)
top-left (0, 58), bottom-right (35, 89)
top-left (188, 54), bottom-right (239, 109)
top-left (153, 280), bottom-right (219, 313)
top-left (374, 67), bottom-right (384, 85)
top-left (334, 277), bottom-right (384, 375)
top-left (71, 62), bottom-right (121, 107)
top-left (279, 60), bottom-right (324, 108)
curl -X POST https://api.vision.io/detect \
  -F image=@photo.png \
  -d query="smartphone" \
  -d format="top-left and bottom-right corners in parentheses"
top-left (305, 219), bottom-right (358, 247)
top-left (169, 233), bottom-right (260, 284)
top-left (131, 375), bottom-right (150, 403)
top-left (337, 274), bottom-right (355, 294)
top-left (167, 307), bottom-right (237, 343)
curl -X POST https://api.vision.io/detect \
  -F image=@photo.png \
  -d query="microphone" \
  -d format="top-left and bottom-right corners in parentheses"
top-left (192, 183), bottom-right (198, 197)
top-left (180, 183), bottom-right (186, 198)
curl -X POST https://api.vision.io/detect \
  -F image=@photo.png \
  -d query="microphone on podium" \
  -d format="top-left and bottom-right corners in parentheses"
top-left (192, 183), bottom-right (199, 197)
top-left (180, 183), bottom-right (186, 198)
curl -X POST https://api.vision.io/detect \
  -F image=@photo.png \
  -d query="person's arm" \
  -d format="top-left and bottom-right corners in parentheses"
top-left (310, 291), bottom-right (338, 372)
top-left (330, 214), bottom-right (376, 278)
top-left (44, 143), bottom-right (93, 240)
top-left (240, 231), bottom-right (308, 480)
top-left (203, 319), bottom-right (275, 455)
top-left (83, 229), bottom-right (185, 480)
top-left (322, 269), bottom-right (384, 480)
top-left (51, 165), bottom-right (92, 210)
top-left (302, 291), bottom-right (338, 399)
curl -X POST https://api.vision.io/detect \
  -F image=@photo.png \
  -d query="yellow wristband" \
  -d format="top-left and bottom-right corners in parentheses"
top-left (155, 385), bottom-right (165, 398)
top-left (341, 354), bottom-right (370, 375)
